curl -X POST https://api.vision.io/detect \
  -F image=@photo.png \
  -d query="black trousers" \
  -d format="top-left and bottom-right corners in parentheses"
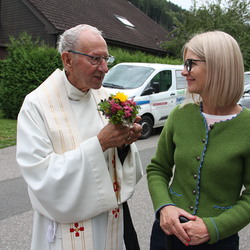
top-left (150, 220), bottom-right (239, 250)
top-left (123, 201), bottom-right (140, 250)
top-left (118, 147), bottom-right (140, 249)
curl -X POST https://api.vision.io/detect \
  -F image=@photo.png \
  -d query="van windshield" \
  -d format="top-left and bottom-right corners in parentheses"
top-left (103, 65), bottom-right (154, 89)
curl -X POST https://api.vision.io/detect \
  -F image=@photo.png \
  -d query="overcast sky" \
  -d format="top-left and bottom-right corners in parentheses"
top-left (169, 0), bottom-right (207, 10)
top-left (169, 0), bottom-right (229, 10)
top-left (169, 0), bottom-right (193, 10)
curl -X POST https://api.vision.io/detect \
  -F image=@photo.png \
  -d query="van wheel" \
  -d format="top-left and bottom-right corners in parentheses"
top-left (139, 116), bottom-right (153, 139)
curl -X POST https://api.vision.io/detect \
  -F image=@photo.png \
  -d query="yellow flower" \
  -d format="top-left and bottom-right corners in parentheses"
top-left (114, 92), bottom-right (128, 102)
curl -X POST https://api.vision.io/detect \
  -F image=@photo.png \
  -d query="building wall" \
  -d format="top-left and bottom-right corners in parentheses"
top-left (0, 0), bottom-right (57, 58)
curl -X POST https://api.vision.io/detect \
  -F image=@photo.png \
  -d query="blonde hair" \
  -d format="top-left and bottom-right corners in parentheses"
top-left (183, 31), bottom-right (244, 107)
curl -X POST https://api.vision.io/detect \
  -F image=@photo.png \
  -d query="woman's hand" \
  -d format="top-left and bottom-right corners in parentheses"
top-left (182, 216), bottom-right (210, 245)
top-left (159, 205), bottom-right (196, 246)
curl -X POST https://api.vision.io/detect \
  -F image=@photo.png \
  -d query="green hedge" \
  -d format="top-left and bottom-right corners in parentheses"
top-left (108, 46), bottom-right (182, 65)
top-left (0, 33), bottom-right (62, 119)
top-left (0, 33), bottom-right (182, 119)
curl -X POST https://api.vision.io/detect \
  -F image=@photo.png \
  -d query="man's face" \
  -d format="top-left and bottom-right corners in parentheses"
top-left (63, 30), bottom-right (109, 92)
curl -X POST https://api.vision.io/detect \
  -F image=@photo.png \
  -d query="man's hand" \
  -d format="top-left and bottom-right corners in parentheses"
top-left (97, 117), bottom-right (142, 151)
top-left (125, 117), bottom-right (142, 144)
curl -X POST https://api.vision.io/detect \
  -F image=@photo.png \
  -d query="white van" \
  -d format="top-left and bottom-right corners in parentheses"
top-left (239, 71), bottom-right (250, 108)
top-left (244, 71), bottom-right (250, 93)
top-left (103, 62), bottom-right (186, 139)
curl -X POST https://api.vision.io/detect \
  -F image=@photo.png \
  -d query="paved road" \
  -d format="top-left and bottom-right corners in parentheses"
top-left (0, 132), bottom-right (249, 249)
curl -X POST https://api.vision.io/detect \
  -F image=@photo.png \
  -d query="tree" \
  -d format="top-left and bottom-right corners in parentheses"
top-left (162, 0), bottom-right (250, 69)
top-left (129, 0), bottom-right (185, 30)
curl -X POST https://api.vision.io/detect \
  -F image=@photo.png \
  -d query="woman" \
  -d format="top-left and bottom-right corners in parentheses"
top-left (147, 31), bottom-right (250, 250)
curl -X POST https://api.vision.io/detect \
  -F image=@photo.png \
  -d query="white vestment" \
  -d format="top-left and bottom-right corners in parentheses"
top-left (16, 69), bottom-right (143, 250)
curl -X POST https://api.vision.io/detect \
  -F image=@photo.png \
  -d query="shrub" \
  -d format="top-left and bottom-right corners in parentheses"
top-left (0, 33), bottom-right (62, 119)
top-left (108, 46), bottom-right (182, 66)
top-left (0, 34), bottom-right (182, 119)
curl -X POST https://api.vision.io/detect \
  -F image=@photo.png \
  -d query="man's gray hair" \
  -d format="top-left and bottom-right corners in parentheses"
top-left (57, 24), bottom-right (102, 54)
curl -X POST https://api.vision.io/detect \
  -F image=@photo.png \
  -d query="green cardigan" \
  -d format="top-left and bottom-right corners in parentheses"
top-left (147, 103), bottom-right (250, 244)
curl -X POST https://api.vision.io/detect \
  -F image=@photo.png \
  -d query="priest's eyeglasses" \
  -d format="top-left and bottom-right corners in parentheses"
top-left (184, 59), bottom-right (206, 72)
top-left (68, 50), bottom-right (115, 65)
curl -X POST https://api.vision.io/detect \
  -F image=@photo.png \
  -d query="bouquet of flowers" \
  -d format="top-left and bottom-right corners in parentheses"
top-left (97, 92), bottom-right (140, 126)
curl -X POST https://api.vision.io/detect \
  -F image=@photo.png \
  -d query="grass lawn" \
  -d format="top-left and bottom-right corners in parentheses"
top-left (0, 119), bottom-right (17, 149)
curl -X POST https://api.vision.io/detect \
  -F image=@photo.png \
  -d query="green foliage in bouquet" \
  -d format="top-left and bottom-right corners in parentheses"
top-left (98, 92), bottom-right (140, 125)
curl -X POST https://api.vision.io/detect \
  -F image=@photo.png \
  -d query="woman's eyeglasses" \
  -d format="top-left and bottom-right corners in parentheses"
top-left (68, 50), bottom-right (115, 65)
top-left (184, 59), bottom-right (206, 72)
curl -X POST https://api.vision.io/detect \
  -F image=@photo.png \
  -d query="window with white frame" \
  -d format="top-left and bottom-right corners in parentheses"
top-left (115, 15), bottom-right (135, 28)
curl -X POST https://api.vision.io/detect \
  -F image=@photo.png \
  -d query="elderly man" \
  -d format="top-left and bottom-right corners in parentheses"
top-left (16, 24), bottom-right (143, 250)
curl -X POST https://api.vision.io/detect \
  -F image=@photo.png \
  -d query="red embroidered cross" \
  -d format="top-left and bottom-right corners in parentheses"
top-left (70, 223), bottom-right (84, 237)
top-left (112, 208), bottom-right (120, 218)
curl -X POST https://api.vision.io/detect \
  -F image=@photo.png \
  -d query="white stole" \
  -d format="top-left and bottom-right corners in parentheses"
top-left (35, 69), bottom-right (123, 250)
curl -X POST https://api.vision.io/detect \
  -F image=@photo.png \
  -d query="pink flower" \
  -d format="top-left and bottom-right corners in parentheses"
top-left (110, 100), bottom-right (121, 113)
top-left (124, 105), bottom-right (133, 117)
top-left (97, 93), bottom-right (140, 125)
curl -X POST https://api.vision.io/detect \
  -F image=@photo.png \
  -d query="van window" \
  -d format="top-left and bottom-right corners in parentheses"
top-left (176, 70), bottom-right (186, 89)
top-left (151, 70), bottom-right (172, 92)
top-left (244, 73), bottom-right (250, 85)
top-left (103, 65), bottom-right (154, 89)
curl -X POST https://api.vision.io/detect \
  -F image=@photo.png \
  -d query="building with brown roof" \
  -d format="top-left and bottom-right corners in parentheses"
top-left (0, 0), bottom-right (169, 58)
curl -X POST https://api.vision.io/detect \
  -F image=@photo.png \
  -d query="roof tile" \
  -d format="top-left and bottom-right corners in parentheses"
top-left (27, 0), bottom-right (168, 53)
